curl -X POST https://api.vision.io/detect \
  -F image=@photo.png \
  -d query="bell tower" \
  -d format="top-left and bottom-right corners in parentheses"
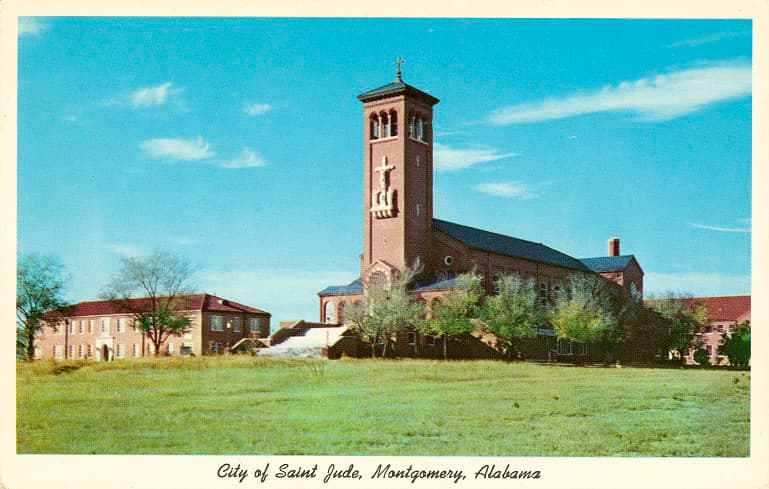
top-left (357, 58), bottom-right (439, 282)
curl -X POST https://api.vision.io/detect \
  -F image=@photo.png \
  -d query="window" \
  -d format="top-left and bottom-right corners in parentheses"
top-left (133, 344), bottom-right (139, 357)
top-left (416, 203), bottom-right (421, 216)
top-left (324, 302), bottom-right (336, 323)
top-left (493, 274), bottom-right (503, 294)
top-left (416, 117), bottom-right (424, 141)
top-left (210, 315), bottom-right (224, 332)
top-left (630, 281), bottom-right (638, 298)
top-left (249, 317), bottom-right (262, 334)
top-left (100, 318), bottom-right (109, 335)
top-left (69, 321), bottom-right (76, 335)
top-left (54, 345), bottom-right (63, 359)
top-left (168, 343), bottom-right (174, 355)
top-left (148, 344), bottom-right (155, 355)
top-left (409, 114), bottom-right (416, 138)
top-left (79, 320), bottom-right (85, 334)
top-left (381, 111), bottom-right (391, 138)
top-left (68, 344), bottom-right (74, 358)
top-left (428, 336), bottom-right (437, 346)
top-left (87, 344), bottom-right (92, 358)
top-left (540, 282), bottom-right (549, 302)
top-left (717, 324), bottom-right (724, 333)
top-left (78, 344), bottom-right (84, 358)
top-left (34, 347), bottom-right (42, 359)
top-left (407, 332), bottom-right (417, 345)
top-left (416, 155), bottom-right (420, 167)
top-left (232, 318), bottom-right (241, 333)
top-left (210, 342), bottom-right (223, 354)
top-left (181, 344), bottom-right (193, 356)
top-left (705, 325), bottom-right (713, 333)
top-left (88, 320), bottom-right (95, 333)
top-left (118, 318), bottom-right (126, 333)
top-left (116, 344), bottom-right (125, 359)
top-left (706, 344), bottom-right (712, 355)
top-left (370, 114), bottom-right (380, 140)
top-left (389, 110), bottom-right (398, 136)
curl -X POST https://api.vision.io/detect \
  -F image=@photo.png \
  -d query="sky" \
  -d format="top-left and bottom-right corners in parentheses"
top-left (17, 17), bottom-right (752, 325)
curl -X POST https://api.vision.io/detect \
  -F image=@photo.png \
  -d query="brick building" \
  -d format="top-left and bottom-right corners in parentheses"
top-left (35, 293), bottom-right (270, 361)
top-left (680, 295), bottom-right (751, 365)
top-left (317, 66), bottom-right (644, 357)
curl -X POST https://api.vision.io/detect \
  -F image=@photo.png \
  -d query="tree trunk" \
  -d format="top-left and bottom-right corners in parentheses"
top-left (381, 338), bottom-right (388, 358)
top-left (25, 331), bottom-right (36, 362)
top-left (443, 335), bottom-right (448, 361)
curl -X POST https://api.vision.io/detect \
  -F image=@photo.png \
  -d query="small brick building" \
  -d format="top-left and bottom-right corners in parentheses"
top-left (317, 67), bottom-right (644, 359)
top-left (680, 295), bottom-right (751, 365)
top-left (34, 293), bottom-right (270, 361)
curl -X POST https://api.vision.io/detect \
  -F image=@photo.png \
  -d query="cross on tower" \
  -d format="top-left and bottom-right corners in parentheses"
top-left (395, 56), bottom-right (404, 82)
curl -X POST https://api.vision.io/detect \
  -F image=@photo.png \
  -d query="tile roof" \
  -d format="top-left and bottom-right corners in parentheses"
top-left (357, 81), bottom-right (440, 105)
top-left (682, 296), bottom-right (751, 321)
top-left (433, 219), bottom-right (592, 272)
top-left (59, 293), bottom-right (269, 317)
top-left (579, 255), bottom-right (635, 273)
top-left (318, 279), bottom-right (364, 296)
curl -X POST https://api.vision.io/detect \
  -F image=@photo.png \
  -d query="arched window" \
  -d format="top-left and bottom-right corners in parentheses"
top-left (324, 301), bottom-right (336, 323)
top-left (409, 114), bottom-right (416, 139)
top-left (370, 114), bottom-right (380, 140)
top-left (416, 117), bottom-right (424, 141)
top-left (389, 110), bottom-right (398, 136)
top-left (381, 111), bottom-right (390, 138)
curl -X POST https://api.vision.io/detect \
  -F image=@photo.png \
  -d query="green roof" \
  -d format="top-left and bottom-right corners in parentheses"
top-left (357, 80), bottom-right (439, 105)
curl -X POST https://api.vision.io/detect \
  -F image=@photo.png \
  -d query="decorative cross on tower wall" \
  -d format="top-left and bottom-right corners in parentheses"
top-left (371, 155), bottom-right (396, 218)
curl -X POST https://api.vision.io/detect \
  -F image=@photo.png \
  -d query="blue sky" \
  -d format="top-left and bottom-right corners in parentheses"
top-left (17, 17), bottom-right (752, 324)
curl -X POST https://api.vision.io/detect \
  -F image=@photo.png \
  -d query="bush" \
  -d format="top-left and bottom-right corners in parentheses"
top-left (692, 348), bottom-right (710, 367)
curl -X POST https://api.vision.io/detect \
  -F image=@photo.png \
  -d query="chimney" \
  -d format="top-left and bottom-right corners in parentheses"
top-left (608, 238), bottom-right (620, 257)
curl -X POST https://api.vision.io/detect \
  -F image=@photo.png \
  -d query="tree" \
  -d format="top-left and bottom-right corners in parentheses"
top-left (478, 275), bottom-right (544, 360)
top-left (102, 251), bottom-right (196, 356)
top-left (421, 273), bottom-right (483, 360)
top-left (615, 299), bottom-right (668, 362)
top-left (16, 254), bottom-right (70, 362)
top-left (550, 273), bottom-right (619, 360)
top-left (345, 262), bottom-right (424, 358)
top-left (648, 293), bottom-right (710, 365)
top-left (721, 320), bottom-right (750, 368)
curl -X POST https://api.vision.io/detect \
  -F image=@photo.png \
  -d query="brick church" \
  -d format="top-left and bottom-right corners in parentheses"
top-left (317, 63), bottom-right (644, 355)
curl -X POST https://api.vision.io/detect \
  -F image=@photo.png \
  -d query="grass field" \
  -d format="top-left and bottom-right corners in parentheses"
top-left (16, 356), bottom-right (750, 456)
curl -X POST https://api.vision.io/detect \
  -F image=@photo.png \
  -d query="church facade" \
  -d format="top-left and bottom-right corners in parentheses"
top-left (318, 67), bottom-right (644, 357)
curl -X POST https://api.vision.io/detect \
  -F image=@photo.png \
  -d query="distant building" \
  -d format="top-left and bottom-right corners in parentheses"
top-left (681, 295), bottom-right (751, 365)
top-left (35, 293), bottom-right (270, 361)
top-left (316, 65), bottom-right (644, 359)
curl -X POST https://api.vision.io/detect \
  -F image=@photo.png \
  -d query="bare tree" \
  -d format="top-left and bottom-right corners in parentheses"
top-left (346, 261), bottom-right (424, 358)
top-left (102, 251), bottom-right (196, 356)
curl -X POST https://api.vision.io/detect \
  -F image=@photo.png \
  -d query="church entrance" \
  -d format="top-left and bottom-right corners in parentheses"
top-left (102, 344), bottom-right (109, 361)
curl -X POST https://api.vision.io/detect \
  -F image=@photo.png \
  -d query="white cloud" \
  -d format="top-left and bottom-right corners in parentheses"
top-left (140, 137), bottom-right (214, 161)
top-left (219, 148), bottom-right (267, 169)
top-left (19, 18), bottom-right (46, 36)
top-left (131, 82), bottom-right (177, 108)
top-left (645, 272), bottom-right (750, 298)
top-left (668, 31), bottom-right (748, 48)
top-left (433, 143), bottom-right (517, 171)
top-left (488, 61), bottom-right (752, 124)
top-left (199, 268), bottom-right (358, 325)
top-left (244, 103), bottom-right (272, 116)
top-left (690, 222), bottom-right (751, 233)
top-left (103, 243), bottom-right (144, 258)
top-left (473, 181), bottom-right (538, 199)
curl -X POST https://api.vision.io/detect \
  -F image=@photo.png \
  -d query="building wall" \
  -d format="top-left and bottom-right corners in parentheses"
top-left (200, 311), bottom-right (271, 355)
top-left (35, 309), bottom-right (270, 360)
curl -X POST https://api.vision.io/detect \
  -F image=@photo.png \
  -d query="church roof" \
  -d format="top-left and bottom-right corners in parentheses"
top-left (579, 255), bottom-right (635, 273)
top-left (432, 219), bottom-right (592, 272)
top-left (318, 279), bottom-right (364, 296)
top-left (357, 80), bottom-right (440, 106)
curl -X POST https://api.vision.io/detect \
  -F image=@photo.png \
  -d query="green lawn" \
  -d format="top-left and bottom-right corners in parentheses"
top-left (16, 356), bottom-right (750, 456)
